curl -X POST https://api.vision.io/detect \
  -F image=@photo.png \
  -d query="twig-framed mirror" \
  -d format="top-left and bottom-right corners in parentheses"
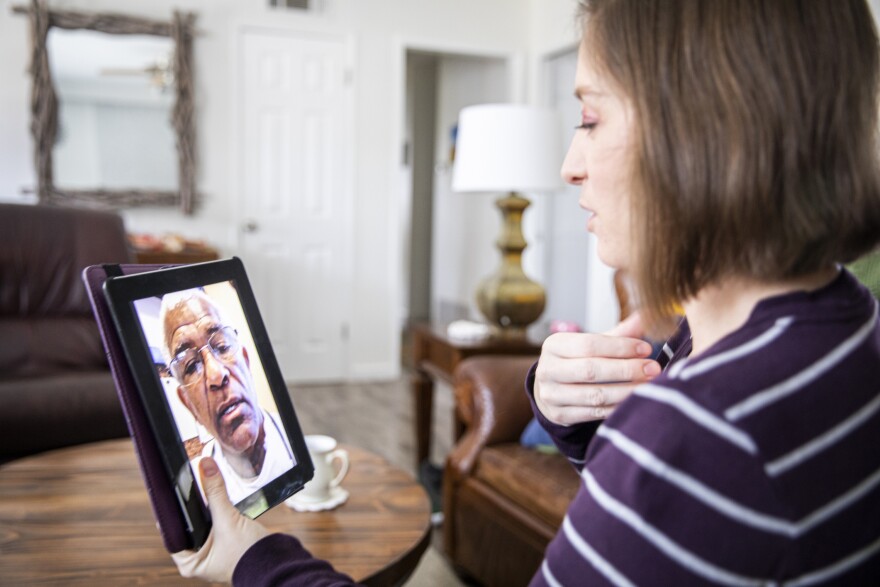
top-left (13, 0), bottom-right (197, 214)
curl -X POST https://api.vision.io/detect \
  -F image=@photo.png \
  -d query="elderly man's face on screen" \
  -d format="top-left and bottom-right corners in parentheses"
top-left (162, 294), bottom-right (264, 457)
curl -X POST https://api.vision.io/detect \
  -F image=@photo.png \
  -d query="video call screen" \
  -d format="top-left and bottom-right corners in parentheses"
top-left (131, 280), bottom-right (296, 506)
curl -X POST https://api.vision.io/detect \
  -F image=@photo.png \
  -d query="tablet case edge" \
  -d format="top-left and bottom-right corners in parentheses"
top-left (82, 264), bottom-right (192, 553)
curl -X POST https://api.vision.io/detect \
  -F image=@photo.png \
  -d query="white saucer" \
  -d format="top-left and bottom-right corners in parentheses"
top-left (284, 486), bottom-right (349, 512)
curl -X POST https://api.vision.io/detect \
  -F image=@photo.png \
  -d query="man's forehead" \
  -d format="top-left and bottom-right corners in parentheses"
top-left (165, 297), bottom-right (221, 344)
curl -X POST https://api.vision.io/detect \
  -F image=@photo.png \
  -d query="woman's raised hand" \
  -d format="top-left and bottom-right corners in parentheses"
top-left (534, 312), bottom-right (661, 426)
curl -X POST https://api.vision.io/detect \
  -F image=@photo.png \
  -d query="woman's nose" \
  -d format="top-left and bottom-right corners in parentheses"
top-left (560, 134), bottom-right (586, 186)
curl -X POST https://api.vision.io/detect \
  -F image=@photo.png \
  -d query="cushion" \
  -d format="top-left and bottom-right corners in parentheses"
top-left (0, 371), bottom-right (128, 458)
top-left (0, 316), bottom-right (107, 378)
top-left (0, 204), bottom-right (130, 316)
top-left (473, 443), bottom-right (580, 529)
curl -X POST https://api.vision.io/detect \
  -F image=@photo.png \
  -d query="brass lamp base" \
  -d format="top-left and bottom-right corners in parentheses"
top-left (477, 192), bottom-right (545, 338)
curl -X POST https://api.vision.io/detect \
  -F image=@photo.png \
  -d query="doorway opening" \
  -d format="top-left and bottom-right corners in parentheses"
top-left (400, 48), bottom-right (510, 367)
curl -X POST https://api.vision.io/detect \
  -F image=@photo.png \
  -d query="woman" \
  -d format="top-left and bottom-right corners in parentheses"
top-left (530, 1), bottom-right (880, 584)
top-left (174, 0), bottom-right (880, 584)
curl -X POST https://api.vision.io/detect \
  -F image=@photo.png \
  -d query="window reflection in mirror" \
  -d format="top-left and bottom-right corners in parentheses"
top-left (48, 29), bottom-right (177, 192)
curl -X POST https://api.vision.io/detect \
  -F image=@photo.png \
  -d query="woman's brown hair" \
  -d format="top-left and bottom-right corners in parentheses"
top-left (578, 0), bottom-right (880, 330)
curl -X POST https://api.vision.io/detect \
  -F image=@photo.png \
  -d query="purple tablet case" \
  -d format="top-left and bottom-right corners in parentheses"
top-left (82, 264), bottom-right (190, 553)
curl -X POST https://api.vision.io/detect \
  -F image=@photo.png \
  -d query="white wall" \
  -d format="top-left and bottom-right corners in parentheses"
top-left (0, 0), bottom-right (536, 379)
top-left (527, 0), bottom-right (580, 64)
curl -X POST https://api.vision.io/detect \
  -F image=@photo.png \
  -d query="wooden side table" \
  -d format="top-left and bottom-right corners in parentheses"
top-left (410, 322), bottom-right (543, 469)
top-left (0, 440), bottom-right (431, 586)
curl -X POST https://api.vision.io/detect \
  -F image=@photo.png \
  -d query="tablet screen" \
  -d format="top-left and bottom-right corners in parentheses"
top-left (131, 280), bottom-right (297, 508)
top-left (103, 258), bottom-right (313, 546)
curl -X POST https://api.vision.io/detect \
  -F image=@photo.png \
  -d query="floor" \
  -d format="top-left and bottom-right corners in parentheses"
top-left (289, 376), bottom-right (467, 586)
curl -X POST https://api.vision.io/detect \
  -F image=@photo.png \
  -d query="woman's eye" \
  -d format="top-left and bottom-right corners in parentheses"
top-left (576, 122), bottom-right (597, 133)
top-left (575, 113), bottom-right (598, 133)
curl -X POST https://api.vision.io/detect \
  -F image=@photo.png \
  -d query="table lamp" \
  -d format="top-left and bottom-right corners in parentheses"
top-left (452, 104), bottom-right (561, 337)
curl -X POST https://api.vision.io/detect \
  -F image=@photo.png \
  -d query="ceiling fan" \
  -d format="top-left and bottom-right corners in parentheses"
top-left (100, 58), bottom-right (173, 91)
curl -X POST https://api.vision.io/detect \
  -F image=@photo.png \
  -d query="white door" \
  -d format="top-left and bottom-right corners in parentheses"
top-left (239, 29), bottom-right (352, 383)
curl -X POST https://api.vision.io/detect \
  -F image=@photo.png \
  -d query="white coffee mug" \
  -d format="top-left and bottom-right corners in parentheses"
top-left (299, 434), bottom-right (349, 503)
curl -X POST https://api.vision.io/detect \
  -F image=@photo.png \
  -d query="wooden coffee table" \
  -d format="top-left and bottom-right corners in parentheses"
top-left (0, 440), bottom-right (431, 586)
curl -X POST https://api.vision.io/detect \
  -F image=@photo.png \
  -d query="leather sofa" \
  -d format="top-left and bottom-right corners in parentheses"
top-left (443, 355), bottom-right (581, 587)
top-left (0, 204), bottom-right (130, 462)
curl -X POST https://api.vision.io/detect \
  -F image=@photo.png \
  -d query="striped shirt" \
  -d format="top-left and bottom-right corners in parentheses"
top-left (529, 269), bottom-right (880, 586)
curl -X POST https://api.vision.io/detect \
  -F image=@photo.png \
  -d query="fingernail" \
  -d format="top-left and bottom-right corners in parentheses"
top-left (201, 458), bottom-right (219, 477)
top-left (637, 342), bottom-right (652, 356)
top-left (644, 362), bottom-right (661, 376)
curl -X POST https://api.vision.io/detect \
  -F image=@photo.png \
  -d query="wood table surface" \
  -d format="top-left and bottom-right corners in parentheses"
top-left (0, 439), bottom-right (431, 586)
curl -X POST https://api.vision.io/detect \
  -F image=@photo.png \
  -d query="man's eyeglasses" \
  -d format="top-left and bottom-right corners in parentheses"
top-left (169, 326), bottom-right (240, 388)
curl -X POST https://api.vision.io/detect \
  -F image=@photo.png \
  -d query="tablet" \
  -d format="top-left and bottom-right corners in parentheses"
top-left (102, 257), bottom-right (313, 549)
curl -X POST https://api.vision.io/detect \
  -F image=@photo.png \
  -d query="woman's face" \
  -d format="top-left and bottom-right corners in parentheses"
top-left (561, 41), bottom-right (636, 269)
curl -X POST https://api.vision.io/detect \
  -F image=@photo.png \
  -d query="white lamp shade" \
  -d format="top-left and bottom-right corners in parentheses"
top-left (452, 104), bottom-right (562, 193)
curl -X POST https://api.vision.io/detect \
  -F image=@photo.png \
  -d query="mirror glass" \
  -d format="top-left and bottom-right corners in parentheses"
top-left (48, 29), bottom-right (177, 191)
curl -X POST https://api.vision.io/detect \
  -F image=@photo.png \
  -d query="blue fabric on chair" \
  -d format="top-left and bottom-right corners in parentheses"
top-left (520, 416), bottom-right (557, 450)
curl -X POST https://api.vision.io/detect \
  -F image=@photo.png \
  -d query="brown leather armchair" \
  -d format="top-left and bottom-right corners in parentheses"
top-left (0, 204), bottom-right (130, 462)
top-left (443, 355), bottom-right (581, 587)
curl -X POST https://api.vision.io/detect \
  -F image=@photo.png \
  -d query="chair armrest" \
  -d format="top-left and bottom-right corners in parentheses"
top-left (447, 355), bottom-right (539, 477)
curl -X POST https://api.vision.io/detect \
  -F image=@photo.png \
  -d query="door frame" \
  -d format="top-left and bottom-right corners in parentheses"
top-left (229, 22), bottom-right (356, 381)
top-left (389, 36), bottom-right (523, 366)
